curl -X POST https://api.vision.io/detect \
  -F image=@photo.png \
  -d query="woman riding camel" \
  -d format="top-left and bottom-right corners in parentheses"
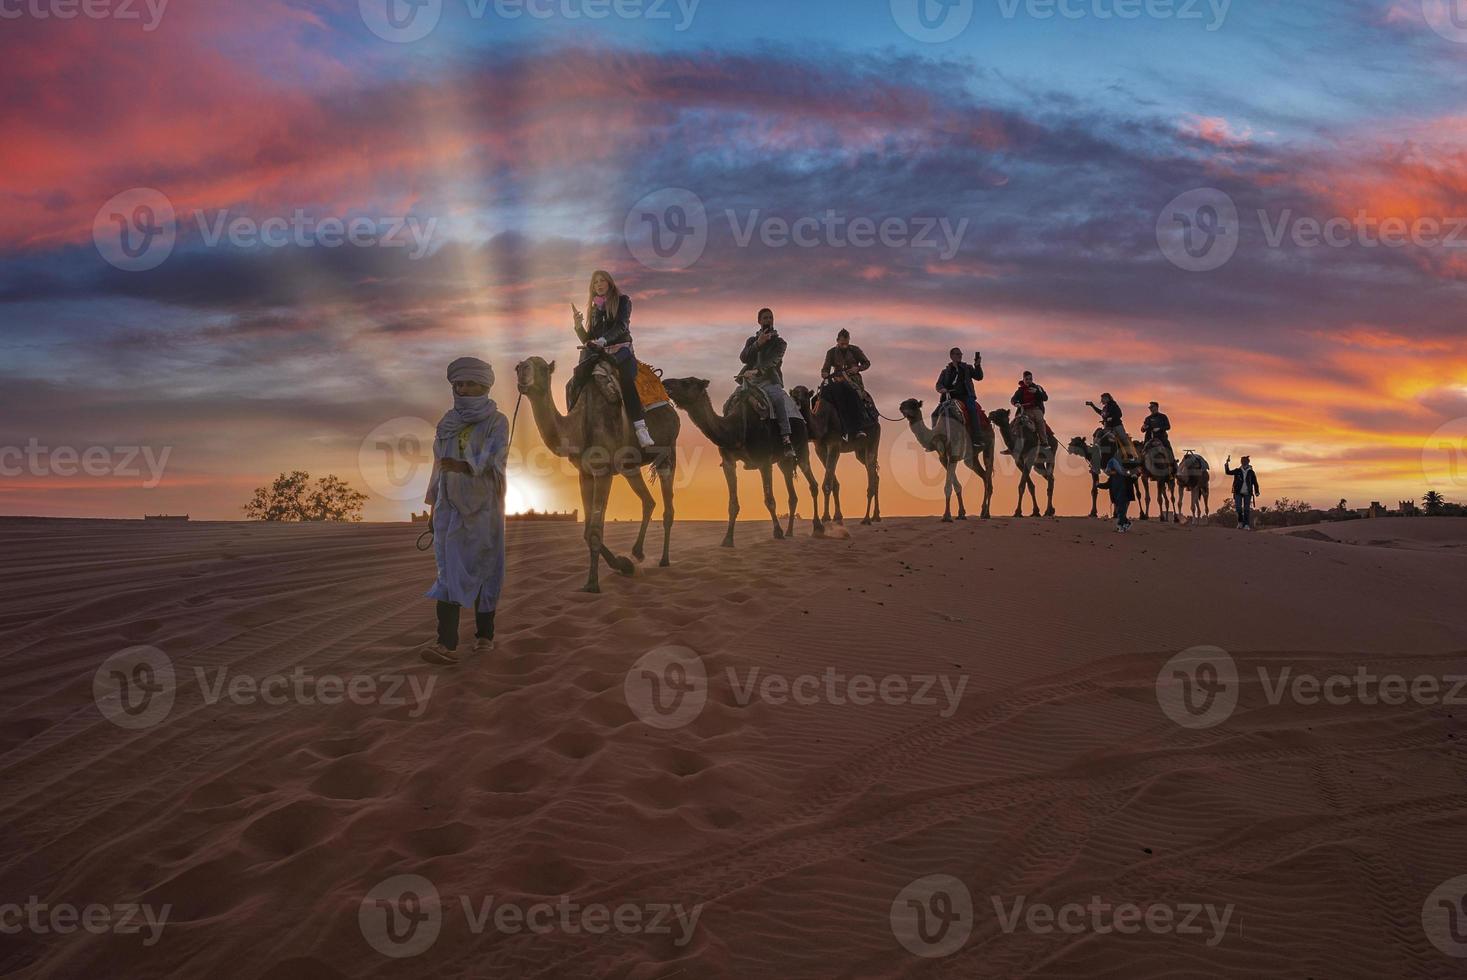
top-left (570, 270), bottom-right (654, 448)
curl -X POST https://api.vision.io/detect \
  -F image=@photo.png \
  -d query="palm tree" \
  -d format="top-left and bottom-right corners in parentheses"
top-left (1423, 490), bottom-right (1446, 515)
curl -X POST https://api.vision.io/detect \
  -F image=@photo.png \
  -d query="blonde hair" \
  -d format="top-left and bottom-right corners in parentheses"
top-left (587, 270), bottom-right (623, 321)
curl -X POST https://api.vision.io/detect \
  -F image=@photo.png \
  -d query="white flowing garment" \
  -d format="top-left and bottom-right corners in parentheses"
top-left (425, 400), bottom-right (509, 612)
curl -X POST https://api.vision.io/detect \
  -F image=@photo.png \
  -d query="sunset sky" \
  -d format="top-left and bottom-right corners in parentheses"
top-left (3, 0), bottom-right (1466, 521)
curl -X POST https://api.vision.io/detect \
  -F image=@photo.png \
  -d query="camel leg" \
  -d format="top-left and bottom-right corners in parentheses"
top-left (760, 464), bottom-right (784, 540)
top-left (720, 459), bottom-right (739, 548)
top-left (1139, 477), bottom-right (1151, 520)
top-left (1013, 469), bottom-right (1027, 518)
top-left (1043, 468), bottom-right (1056, 517)
top-left (798, 449), bottom-right (825, 537)
top-left (621, 468), bottom-right (656, 562)
top-left (862, 451), bottom-right (874, 525)
top-left (779, 458), bottom-right (798, 538)
top-left (975, 447), bottom-right (994, 519)
top-left (657, 458), bottom-right (674, 566)
top-left (1089, 476), bottom-right (1099, 518)
top-left (953, 461), bottom-right (967, 520)
top-left (941, 458), bottom-right (954, 522)
top-left (825, 448), bottom-right (844, 524)
top-left (580, 470), bottom-right (603, 594)
top-left (595, 472), bottom-right (635, 579)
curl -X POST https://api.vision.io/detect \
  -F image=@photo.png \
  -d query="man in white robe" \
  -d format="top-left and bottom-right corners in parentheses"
top-left (421, 356), bottom-right (509, 666)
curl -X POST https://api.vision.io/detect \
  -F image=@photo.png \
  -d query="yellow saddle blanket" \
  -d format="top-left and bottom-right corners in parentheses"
top-left (635, 361), bottom-right (670, 409)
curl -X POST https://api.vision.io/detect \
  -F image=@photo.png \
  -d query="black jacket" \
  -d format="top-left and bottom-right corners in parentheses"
top-left (1225, 463), bottom-right (1260, 496)
top-left (740, 330), bottom-right (787, 387)
top-left (937, 359), bottom-right (983, 400)
top-left (577, 296), bottom-right (632, 347)
top-left (1142, 412), bottom-right (1171, 441)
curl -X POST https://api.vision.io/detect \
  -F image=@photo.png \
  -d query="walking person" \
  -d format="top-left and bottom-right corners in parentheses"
top-left (1097, 454), bottom-right (1136, 532)
top-left (569, 270), bottom-right (655, 448)
top-left (421, 356), bottom-right (509, 666)
top-left (1225, 454), bottom-right (1261, 530)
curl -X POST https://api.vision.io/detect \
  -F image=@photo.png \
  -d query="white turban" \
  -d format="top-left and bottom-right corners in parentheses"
top-left (447, 356), bottom-right (494, 388)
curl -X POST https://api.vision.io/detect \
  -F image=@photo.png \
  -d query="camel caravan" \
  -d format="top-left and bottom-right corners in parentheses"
top-left (506, 271), bottom-right (1218, 593)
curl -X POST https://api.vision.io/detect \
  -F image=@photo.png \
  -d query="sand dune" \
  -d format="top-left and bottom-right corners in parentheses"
top-left (1, 515), bottom-right (1465, 978)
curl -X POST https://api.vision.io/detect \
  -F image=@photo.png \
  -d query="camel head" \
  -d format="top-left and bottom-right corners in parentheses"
top-left (662, 376), bottom-right (710, 409)
top-left (789, 385), bottom-right (813, 412)
top-left (1065, 435), bottom-right (1091, 458)
top-left (898, 398), bottom-right (923, 421)
top-left (987, 407), bottom-right (1011, 431)
top-left (515, 356), bottom-right (556, 395)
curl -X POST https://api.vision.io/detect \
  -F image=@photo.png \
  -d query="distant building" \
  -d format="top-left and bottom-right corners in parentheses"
top-left (1366, 501), bottom-right (1387, 519)
top-left (1398, 500), bottom-right (1419, 516)
top-left (143, 514), bottom-right (189, 522)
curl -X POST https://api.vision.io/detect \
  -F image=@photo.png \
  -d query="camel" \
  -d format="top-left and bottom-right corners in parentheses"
top-left (987, 408), bottom-right (1057, 517)
top-left (898, 398), bottom-right (994, 521)
top-left (1176, 450), bottom-right (1211, 523)
top-left (1135, 438), bottom-right (1179, 522)
top-left (1065, 433), bottom-right (1138, 519)
top-left (790, 384), bottom-right (881, 525)
top-left (514, 355), bottom-right (679, 593)
top-left (662, 377), bottom-right (824, 546)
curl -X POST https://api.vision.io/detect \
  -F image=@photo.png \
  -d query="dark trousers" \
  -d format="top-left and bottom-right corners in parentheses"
top-left (960, 395), bottom-right (981, 443)
top-left (570, 347), bottom-right (645, 423)
top-left (824, 380), bottom-right (865, 437)
top-left (1235, 493), bottom-right (1253, 527)
top-left (437, 602), bottom-right (495, 651)
top-left (1112, 491), bottom-right (1131, 527)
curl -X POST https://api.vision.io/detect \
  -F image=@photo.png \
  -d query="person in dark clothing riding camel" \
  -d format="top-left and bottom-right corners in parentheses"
top-left (936, 348), bottom-right (985, 446)
top-left (821, 329), bottom-right (871, 441)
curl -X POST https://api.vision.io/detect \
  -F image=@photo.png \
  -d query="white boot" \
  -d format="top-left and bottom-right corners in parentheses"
top-left (634, 420), bottom-right (655, 448)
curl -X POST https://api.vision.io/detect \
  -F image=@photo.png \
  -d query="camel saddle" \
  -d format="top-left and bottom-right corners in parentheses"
top-left (933, 397), bottom-right (992, 440)
top-left (577, 359), bottom-right (671, 413)
top-left (811, 382), bottom-right (878, 422)
top-left (726, 381), bottom-right (801, 425)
